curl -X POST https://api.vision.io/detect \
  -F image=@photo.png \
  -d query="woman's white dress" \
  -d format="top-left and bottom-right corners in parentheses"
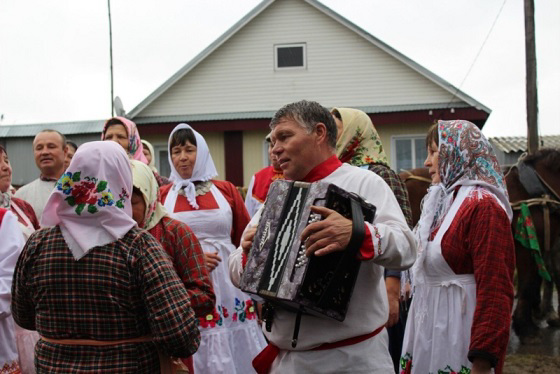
top-left (401, 186), bottom-right (477, 374)
top-left (167, 185), bottom-right (266, 374)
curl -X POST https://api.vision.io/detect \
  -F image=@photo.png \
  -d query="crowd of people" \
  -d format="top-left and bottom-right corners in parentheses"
top-left (0, 99), bottom-right (515, 374)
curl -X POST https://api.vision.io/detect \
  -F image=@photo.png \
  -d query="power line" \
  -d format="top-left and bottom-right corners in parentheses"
top-left (436, 0), bottom-right (508, 119)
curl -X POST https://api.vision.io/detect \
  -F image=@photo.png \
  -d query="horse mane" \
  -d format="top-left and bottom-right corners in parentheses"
top-left (522, 148), bottom-right (560, 172)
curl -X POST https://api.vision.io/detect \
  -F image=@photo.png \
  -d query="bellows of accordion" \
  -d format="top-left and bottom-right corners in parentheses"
top-left (239, 180), bottom-right (376, 321)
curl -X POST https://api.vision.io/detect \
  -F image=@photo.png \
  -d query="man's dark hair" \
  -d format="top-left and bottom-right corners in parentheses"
top-left (66, 141), bottom-right (78, 152)
top-left (270, 100), bottom-right (337, 148)
top-left (170, 128), bottom-right (197, 150)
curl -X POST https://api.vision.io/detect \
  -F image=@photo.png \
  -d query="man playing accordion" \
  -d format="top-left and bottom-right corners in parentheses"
top-left (229, 100), bottom-right (416, 373)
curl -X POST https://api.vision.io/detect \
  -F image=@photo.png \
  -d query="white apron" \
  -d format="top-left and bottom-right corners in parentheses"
top-left (11, 201), bottom-right (40, 374)
top-left (401, 186), bottom-right (477, 374)
top-left (166, 184), bottom-right (266, 374)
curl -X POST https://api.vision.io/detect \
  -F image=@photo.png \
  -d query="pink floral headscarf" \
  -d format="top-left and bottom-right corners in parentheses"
top-left (101, 116), bottom-right (148, 164)
top-left (41, 141), bottom-right (137, 260)
top-left (416, 120), bottom-right (512, 253)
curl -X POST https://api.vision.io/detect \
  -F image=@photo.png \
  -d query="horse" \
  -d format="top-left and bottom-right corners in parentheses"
top-left (506, 148), bottom-right (560, 343)
top-left (399, 148), bottom-right (560, 344)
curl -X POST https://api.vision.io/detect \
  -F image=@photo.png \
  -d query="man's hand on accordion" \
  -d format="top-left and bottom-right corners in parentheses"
top-left (301, 205), bottom-right (353, 257)
top-left (241, 225), bottom-right (257, 255)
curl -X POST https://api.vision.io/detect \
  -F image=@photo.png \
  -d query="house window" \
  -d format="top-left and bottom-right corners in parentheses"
top-left (391, 136), bottom-right (427, 172)
top-left (275, 43), bottom-right (306, 69)
top-left (158, 149), bottom-right (171, 178)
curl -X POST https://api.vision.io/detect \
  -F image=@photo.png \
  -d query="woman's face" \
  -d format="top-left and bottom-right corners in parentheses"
top-left (142, 147), bottom-right (152, 164)
top-left (0, 151), bottom-right (12, 193)
top-left (131, 190), bottom-right (146, 227)
top-left (104, 124), bottom-right (129, 151)
top-left (171, 141), bottom-right (197, 179)
top-left (333, 115), bottom-right (344, 141)
top-left (424, 141), bottom-right (441, 184)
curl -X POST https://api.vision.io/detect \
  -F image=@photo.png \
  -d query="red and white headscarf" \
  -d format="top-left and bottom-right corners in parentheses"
top-left (41, 141), bottom-right (137, 260)
top-left (101, 116), bottom-right (149, 164)
top-left (164, 123), bottom-right (218, 210)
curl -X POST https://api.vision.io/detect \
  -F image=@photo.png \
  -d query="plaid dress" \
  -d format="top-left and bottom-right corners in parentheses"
top-left (11, 226), bottom-right (200, 373)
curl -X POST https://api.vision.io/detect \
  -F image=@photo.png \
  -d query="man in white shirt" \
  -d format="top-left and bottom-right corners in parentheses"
top-left (229, 100), bottom-right (416, 373)
top-left (15, 130), bottom-right (68, 219)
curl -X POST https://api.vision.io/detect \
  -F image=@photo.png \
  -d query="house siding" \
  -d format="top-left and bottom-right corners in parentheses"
top-left (138, 0), bottom-right (460, 118)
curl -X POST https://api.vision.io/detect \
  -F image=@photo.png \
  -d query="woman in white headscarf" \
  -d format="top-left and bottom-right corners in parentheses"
top-left (400, 120), bottom-right (514, 374)
top-left (160, 123), bottom-right (266, 374)
top-left (11, 141), bottom-right (201, 373)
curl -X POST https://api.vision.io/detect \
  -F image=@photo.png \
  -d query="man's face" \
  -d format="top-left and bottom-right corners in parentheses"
top-left (33, 132), bottom-right (67, 176)
top-left (270, 119), bottom-right (320, 181)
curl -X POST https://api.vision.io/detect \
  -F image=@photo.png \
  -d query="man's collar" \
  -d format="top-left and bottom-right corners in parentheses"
top-left (40, 174), bottom-right (59, 182)
top-left (302, 155), bottom-right (342, 183)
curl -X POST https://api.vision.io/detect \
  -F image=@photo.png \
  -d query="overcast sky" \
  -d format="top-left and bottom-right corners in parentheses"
top-left (0, 0), bottom-right (558, 137)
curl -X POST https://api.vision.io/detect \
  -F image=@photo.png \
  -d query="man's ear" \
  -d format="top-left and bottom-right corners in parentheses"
top-left (314, 122), bottom-right (328, 145)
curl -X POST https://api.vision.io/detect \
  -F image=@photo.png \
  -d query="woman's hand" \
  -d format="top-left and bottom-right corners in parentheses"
top-left (471, 358), bottom-right (492, 374)
top-left (204, 251), bottom-right (222, 272)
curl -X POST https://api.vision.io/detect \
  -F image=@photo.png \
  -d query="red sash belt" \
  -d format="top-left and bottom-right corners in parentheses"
top-left (252, 324), bottom-right (385, 374)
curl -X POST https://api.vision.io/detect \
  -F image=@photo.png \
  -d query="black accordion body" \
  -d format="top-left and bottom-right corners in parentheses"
top-left (239, 180), bottom-right (376, 321)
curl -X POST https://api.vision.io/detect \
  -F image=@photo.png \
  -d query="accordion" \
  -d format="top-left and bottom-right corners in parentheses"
top-left (239, 180), bottom-right (376, 322)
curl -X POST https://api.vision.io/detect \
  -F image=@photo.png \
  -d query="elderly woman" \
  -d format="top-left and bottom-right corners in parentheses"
top-left (0, 209), bottom-right (25, 373)
top-left (130, 159), bottom-right (215, 372)
top-left (160, 123), bottom-right (266, 374)
top-left (101, 116), bottom-right (169, 186)
top-left (11, 141), bottom-right (201, 373)
top-left (400, 120), bottom-right (515, 374)
top-left (0, 145), bottom-right (40, 238)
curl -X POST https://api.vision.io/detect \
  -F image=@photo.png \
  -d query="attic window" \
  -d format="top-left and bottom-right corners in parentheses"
top-left (275, 43), bottom-right (306, 69)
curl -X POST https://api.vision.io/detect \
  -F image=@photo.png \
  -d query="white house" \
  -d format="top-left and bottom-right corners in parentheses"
top-left (2, 0), bottom-right (490, 187)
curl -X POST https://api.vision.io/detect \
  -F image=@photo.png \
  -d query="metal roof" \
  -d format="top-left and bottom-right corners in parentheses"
top-left (0, 120), bottom-right (104, 138)
top-left (128, 0), bottom-right (491, 119)
top-left (489, 135), bottom-right (560, 153)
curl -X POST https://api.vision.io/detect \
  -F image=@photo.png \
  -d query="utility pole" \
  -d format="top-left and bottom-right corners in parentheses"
top-left (524, 0), bottom-right (539, 154)
top-left (108, 0), bottom-right (114, 116)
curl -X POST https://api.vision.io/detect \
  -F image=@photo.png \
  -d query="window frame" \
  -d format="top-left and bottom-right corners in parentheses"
top-left (274, 43), bottom-right (307, 71)
top-left (390, 134), bottom-right (428, 172)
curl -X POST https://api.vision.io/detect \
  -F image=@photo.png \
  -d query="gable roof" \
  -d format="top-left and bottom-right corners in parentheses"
top-left (128, 0), bottom-right (490, 119)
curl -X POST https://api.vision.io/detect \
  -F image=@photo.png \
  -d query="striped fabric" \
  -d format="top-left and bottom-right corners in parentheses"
top-left (11, 226), bottom-right (200, 373)
top-left (368, 163), bottom-right (413, 229)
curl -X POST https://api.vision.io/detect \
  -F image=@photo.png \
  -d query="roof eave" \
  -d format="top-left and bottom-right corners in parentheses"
top-left (304, 0), bottom-right (492, 114)
top-left (127, 0), bottom-right (276, 119)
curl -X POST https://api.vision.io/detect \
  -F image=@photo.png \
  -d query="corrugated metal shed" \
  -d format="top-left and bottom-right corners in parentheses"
top-left (489, 135), bottom-right (560, 153)
top-left (0, 120), bottom-right (104, 138)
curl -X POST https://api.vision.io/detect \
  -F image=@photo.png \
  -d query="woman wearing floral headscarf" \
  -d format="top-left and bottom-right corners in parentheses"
top-left (11, 141), bottom-right (201, 373)
top-left (102, 117), bottom-right (170, 186)
top-left (160, 123), bottom-right (266, 374)
top-left (400, 120), bottom-right (515, 374)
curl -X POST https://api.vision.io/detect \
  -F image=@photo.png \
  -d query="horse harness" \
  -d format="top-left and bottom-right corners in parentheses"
top-left (511, 160), bottom-right (560, 253)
